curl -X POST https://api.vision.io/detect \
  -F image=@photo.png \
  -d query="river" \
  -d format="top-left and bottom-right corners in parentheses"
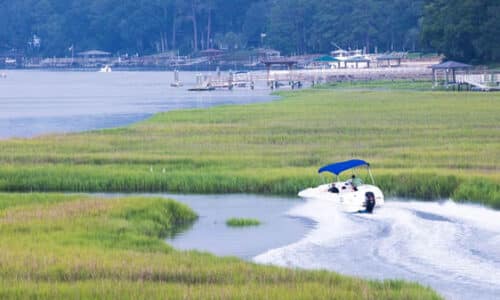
top-left (0, 70), bottom-right (275, 138)
top-left (165, 193), bottom-right (500, 300)
top-left (2, 70), bottom-right (499, 299)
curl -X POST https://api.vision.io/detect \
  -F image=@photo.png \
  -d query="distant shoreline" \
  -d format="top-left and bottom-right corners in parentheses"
top-left (1, 65), bottom-right (269, 72)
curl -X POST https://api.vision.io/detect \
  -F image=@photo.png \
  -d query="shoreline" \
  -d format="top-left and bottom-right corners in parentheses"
top-left (0, 70), bottom-right (277, 140)
top-left (0, 192), bottom-right (441, 299)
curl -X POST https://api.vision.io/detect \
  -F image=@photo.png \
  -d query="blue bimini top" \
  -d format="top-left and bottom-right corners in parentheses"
top-left (318, 159), bottom-right (370, 175)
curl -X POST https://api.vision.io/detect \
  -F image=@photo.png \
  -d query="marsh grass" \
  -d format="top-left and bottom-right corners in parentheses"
top-left (316, 79), bottom-right (434, 90)
top-left (226, 217), bottom-right (261, 227)
top-left (0, 193), bottom-right (441, 299)
top-left (0, 89), bottom-right (498, 207)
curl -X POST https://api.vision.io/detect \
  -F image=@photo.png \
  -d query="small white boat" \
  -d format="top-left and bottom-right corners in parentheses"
top-left (187, 85), bottom-right (215, 91)
top-left (188, 73), bottom-right (214, 91)
top-left (298, 159), bottom-right (384, 213)
top-left (0, 72), bottom-right (6, 78)
top-left (99, 65), bottom-right (112, 72)
top-left (170, 70), bottom-right (183, 87)
top-left (170, 81), bottom-right (183, 87)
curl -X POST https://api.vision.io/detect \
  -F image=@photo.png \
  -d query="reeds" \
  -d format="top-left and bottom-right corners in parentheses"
top-left (316, 79), bottom-right (434, 90)
top-left (0, 193), bottom-right (441, 299)
top-left (0, 89), bottom-right (498, 207)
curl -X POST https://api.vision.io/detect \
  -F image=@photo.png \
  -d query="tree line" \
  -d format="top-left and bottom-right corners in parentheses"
top-left (0, 0), bottom-right (497, 63)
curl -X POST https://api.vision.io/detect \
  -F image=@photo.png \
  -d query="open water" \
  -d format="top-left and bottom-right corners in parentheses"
top-left (164, 194), bottom-right (312, 259)
top-left (0, 70), bottom-right (275, 138)
top-left (2, 70), bottom-right (499, 299)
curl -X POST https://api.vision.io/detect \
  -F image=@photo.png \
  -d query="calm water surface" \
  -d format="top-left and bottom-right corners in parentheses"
top-left (163, 194), bottom-right (311, 259)
top-left (0, 70), bottom-right (275, 138)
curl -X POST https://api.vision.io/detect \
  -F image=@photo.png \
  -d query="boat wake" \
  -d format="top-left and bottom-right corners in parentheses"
top-left (254, 199), bottom-right (500, 300)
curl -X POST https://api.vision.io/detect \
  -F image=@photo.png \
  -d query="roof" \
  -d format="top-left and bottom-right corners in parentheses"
top-left (331, 49), bottom-right (349, 55)
top-left (430, 60), bottom-right (472, 69)
top-left (256, 48), bottom-right (280, 54)
top-left (314, 55), bottom-right (339, 62)
top-left (77, 50), bottom-right (111, 56)
top-left (318, 159), bottom-right (370, 175)
top-left (377, 54), bottom-right (402, 60)
top-left (261, 58), bottom-right (298, 65)
top-left (199, 48), bottom-right (224, 55)
top-left (343, 56), bottom-right (371, 63)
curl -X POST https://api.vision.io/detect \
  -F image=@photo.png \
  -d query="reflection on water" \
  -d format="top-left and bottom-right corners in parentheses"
top-left (163, 194), bottom-right (312, 259)
top-left (0, 70), bottom-right (275, 139)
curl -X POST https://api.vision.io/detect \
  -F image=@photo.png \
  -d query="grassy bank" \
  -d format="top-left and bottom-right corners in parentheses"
top-left (0, 193), bottom-right (440, 299)
top-left (0, 89), bottom-right (498, 207)
top-left (317, 79), bottom-right (434, 90)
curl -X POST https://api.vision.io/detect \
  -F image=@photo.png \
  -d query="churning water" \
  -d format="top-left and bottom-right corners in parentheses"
top-left (254, 198), bottom-right (500, 300)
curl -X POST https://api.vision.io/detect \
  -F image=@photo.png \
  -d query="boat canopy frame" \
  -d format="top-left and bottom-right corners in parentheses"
top-left (318, 159), bottom-right (375, 184)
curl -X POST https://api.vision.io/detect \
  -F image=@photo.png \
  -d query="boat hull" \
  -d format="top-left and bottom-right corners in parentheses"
top-left (298, 183), bottom-right (384, 213)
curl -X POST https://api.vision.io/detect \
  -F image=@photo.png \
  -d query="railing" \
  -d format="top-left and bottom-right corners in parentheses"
top-left (456, 73), bottom-right (499, 85)
top-left (254, 66), bottom-right (433, 82)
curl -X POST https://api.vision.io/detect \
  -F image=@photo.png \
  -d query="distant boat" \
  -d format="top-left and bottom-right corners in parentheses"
top-left (0, 72), bottom-right (6, 78)
top-left (170, 70), bottom-right (183, 87)
top-left (331, 49), bottom-right (366, 61)
top-left (99, 65), bottom-right (112, 73)
top-left (187, 85), bottom-right (215, 91)
top-left (232, 71), bottom-right (255, 89)
top-left (170, 81), bottom-right (184, 87)
top-left (188, 73), bottom-right (215, 91)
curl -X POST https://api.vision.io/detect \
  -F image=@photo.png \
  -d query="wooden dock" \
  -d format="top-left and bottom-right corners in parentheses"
top-left (184, 64), bottom-right (436, 91)
top-left (456, 73), bottom-right (500, 91)
top-left (247, 66), bottom-right (433, 89)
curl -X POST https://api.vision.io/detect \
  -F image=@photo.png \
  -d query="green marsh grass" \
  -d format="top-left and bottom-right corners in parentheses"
top-left (317, 79), bottom-right (434, 90)
top-left (0, 89), bottom-right (498, 207)
top-left (226, 217), bottom-right (261, 227)
top-left (0, 193), bottom-right (441, 299)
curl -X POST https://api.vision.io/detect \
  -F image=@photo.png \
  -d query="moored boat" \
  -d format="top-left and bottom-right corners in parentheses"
top-left (99, 65), bottom-right (112, 72)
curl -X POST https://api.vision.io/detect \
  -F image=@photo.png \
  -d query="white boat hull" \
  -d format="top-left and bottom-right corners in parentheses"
top-left (298, 183), bottom-right (384, 213)
top-left (99, 66), bottom-right (112, 73)
top-left (170, 82), bottom-right (183, 87)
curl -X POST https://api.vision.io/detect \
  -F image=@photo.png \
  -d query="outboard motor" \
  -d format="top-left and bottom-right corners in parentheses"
top-left (328, 185), bottom-right (339, 193)
top-left (364, 192), bottom-right (376, 213)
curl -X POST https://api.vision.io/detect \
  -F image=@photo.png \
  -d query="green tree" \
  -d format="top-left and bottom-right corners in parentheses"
top-left (422, 0), bottom-right (499, 63)
top-left (267, 0), bottom-right (316, 54)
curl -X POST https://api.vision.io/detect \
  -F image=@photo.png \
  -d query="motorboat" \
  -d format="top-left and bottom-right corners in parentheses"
top-left (170, 81), bottom-right (184, 87)
top-left (331, 48), bottom-right (365, 61)
top-left (188, 73), bottom-right (215, 91)
top-left (298, 159), bottom-right (384, 213)
top-left (187, 85), bottom-right (215, 91)
top-left (99, 65), bottom-right (112, 72)
top-left (170, 70), bottom-right (183, 87)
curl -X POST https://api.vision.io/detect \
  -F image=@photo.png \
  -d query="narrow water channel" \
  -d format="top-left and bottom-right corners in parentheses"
top-left (156, 193), bottom-right (500, 299)
top-left (163, 194), bottom-right (312, 259)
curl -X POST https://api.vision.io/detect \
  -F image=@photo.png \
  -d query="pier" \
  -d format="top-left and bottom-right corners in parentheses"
top-left (456, 73), bottom-right (500, 91)
top-left (252, 65), bottom-right (433, 88)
